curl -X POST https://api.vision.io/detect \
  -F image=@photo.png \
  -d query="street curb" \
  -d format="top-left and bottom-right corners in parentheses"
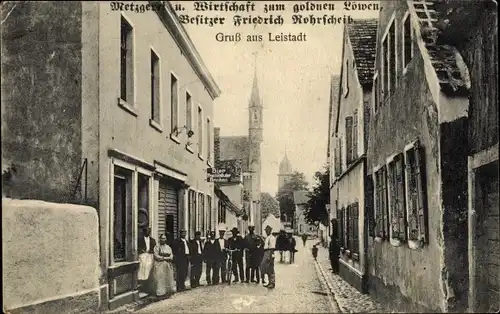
top-left (314, 259), bottom-right (349, 313)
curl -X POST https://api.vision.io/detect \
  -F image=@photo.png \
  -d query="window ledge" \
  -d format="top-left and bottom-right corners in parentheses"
top-left (149, 119), bottom-right (163, 133)
top-left (408, 239), bottom-right (423, 250)
top-left (390, 238), bottom-right (403, 247)
top-left (185, 144), bottom-right (195, 154)
top-left (109, 260), bottom-right (139, 269)
top-left (198, 154), bottom-right (205, 161)
top-left (169, 133), bottom-right (181, 144)
top-left (118, 98), bottom-right (138, 117)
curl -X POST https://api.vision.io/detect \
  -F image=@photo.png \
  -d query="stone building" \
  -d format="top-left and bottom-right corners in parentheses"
top-left (329, 18), bottom-right (378, 293)
top-left (1, 1), bottom-right (220, 310)
top-left (293, 190), bottom-right (314, 235)
top-left (365, 0), bottom-right (472, 312)
top-left (435, 2), bottom-right (499, 312)
top-left (214, 68), bottom-right (264, 235)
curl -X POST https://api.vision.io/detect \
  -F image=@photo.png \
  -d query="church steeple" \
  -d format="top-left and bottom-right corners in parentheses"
top-left (249, 60), bottom-right (263, 144)
top-left (249, 66), bottom-right (261, 108)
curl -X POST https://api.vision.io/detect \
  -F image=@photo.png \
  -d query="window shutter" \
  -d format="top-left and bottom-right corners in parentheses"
top-left (389, 162), bottom-right (397, 239)
top-left (415, 144), bottom-right (427, 244)
top-left (353, 111), bottom-right (358, 159)
top-left (353, 203), bottom-right (359, 254)
top-left (396, 156), bottom-right (407, 241)
top-left (339, 138), bottom-right (343, 173)
top-left (335, 138), bottom-right (341, 177)
top-left (375, 171), bottom-right (383, 238)
top-left (345, 117), bottom-right (353, 164)
top-left (367, 175), bottom-right (376, 237)
top-left (346, 205), bottom-right (352, 251)
top-left (339, 208), bottom-right (345, 247)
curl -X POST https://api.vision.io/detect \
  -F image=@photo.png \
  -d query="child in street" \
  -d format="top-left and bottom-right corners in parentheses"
top-left (312, 245), bottom-right (318, 260)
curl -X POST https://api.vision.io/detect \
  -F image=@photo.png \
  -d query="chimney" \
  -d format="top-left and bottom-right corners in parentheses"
top-left (214, 127), bottom-right (221, 165)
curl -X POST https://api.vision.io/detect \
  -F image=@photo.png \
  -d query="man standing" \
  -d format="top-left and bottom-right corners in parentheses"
top-left (217, 229), bottom-right (228, 283)
top-left (301, 233), bottom-right (308, 246)
top-left (173, 230), bottom-right (190, 292)
top-left (329, 235), bottom-right (340, 274)
top-left (244, 225), bottom-right (262, 283)
top-left (137, 227), bottom-right (156, 292)
top-left (203, 231), bottom-right (219, 285)
top-left (288, 232), bottom-right (297, 264)
top-left (227, 227), bottom-right (245, 283)
top-left (189, 231), bottom-right (204, 288)
top-left (261, 225), bottom-right (276, 289)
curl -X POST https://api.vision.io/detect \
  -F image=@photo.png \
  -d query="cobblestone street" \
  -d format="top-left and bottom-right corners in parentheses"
top-left (312, 243), bottom-right (389, 314)
top-left (134, 238), bottom-right (336, 313)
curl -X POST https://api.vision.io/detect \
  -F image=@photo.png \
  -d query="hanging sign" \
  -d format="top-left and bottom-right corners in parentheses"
top-left (207, 167), bottom-right (231, 183)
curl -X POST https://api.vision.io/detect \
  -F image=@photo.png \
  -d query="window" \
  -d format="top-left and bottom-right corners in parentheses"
top-left (339, 137), bottom-right (343, 173)
top-left (353, 111), bottom-right (358, 160)
top-left (389, 21), bottom-right (396, 91)
top-left (137, 173), bottom-right (150, 227)
top-left (113, 166), bottom-right (133, 262)
top-left (338, 207), bottom-right (345, 248)
top-left (170, 74), bottom-right (179, 133)
top-left (345, 206), bottom-right (350, 250)
top-left (299, 225), bottom-right (303, 233)
top-left (198, 106), bottom-right (203, 155)
top-left (373, 74), bottom-right (379, 112)
top-left (334, 137), bottom-right (341, 177)
top-left (343, 60), bottom-right (350, 97)
top-left (403, 13), bottom-right (413, 69)
top-left (349, 203), bottom-right (359, 257)
top-left (374, 166), bottom-right (389, 239)
top-left (120, 17), bottom-right (134, 103)
top-left (388, 154), bottom-right (407, 242)
top-left (367, 175), bottom-right (376, 237)
top-left (346, 116), bottom-right (354, 165)
top-left (405, 141), bottom-right (428, 245)
top-left (207, 195), bottom-right (212, 232)
top-left (382, 19), bottom-right (396, 99)
top-left (206, 118), bottom-right (211, 161)
top-left (186, 92), bottom-right (192, 132)
top-left (198, 192), bottom-right (205, 234)
top-left (218, 200), bottom-right (226, 224)
top-left (150, 50), bottom-right (160, 123)
top-left (188, 190), bottom-right (197, 239)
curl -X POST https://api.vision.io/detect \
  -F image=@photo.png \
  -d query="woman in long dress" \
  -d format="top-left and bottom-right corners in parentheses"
top-left (152, 234), bottom-right (175, 298)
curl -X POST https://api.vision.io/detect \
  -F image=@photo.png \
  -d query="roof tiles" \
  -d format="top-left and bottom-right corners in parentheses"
top-left (347, 19), bottom-right (379, 85)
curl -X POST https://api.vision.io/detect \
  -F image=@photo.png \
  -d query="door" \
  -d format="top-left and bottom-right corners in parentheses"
top-left (158, 181), bottom-right (179, 240)
top-left (475, 161), bottom-right (499, 312)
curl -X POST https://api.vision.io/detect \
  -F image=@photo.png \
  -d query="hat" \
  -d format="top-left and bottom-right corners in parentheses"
top-left (231, 227), bottom-right (239, 233)
top-left (248, 224), bottom-right (255, 229)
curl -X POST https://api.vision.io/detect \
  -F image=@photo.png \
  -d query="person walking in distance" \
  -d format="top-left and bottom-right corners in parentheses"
top-left (172, 230), bottom-right (190, 292)
top-left (261, 225), bottom-right (276, 289)
top-left (312, 244), bottom-right (318, 261)
top-left (301, 233), bottom-right (308, 247)
top-left (189, 231), bottom-right (204, 288)
top-left (203, 231), bottom-right (219, 285)
top-left (217, 229), bottom-right (228, 283)
top-left (227, 227), bottom-right (245, 282)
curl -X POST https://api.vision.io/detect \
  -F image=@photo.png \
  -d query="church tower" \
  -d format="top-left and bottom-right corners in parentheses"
top-left (248, 65), bottom-right (263, 234)
top-left (278, 148), bottom-right (293, 191)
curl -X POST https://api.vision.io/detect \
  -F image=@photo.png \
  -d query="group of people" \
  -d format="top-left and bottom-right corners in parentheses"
top-left (136, 223), bottom-right (280, 299)
top-left (275, 230), bottom-right (298, 264)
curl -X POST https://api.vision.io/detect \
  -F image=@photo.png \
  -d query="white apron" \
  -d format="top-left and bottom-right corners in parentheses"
top-left (138, 253), bottom-right (154, 280)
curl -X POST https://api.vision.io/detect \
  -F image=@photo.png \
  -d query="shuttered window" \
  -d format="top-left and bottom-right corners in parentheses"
top-left (207, 195), bottom-right (212, 232)
top-left (367, 175), bottom-right (376, 237)
top-left (353, 111), bottom-right (358, 160)
top-left (405, 142), bottom-right (427, 244)
top-left (198, 192), bottom-right (205, 235)
top-left (188, 190), bottom-right (197, 239)
top-left (375, 166), bottom-right (390, 240)
top-left (346, 116), bottom-right (353, 164)
top-left (339, 207), bottom-right (345, 248)
top-left (335, 137), bottom-right (341, 177)
top-left (345, 205), bottom-right (350, 250)
top-left (388, 154), bottom-right (407, 241)
top-left (351, 203), bottom-right (359, 255)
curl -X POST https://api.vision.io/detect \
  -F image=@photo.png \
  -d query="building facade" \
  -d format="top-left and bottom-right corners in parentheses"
top-left (366, 0), bottom-right (471, 312)
top-left (293, 190), bottom-right (313, 235)
top-left (214, 69), bottom-right (264, 235)
top-left (215, 184), bottom-right (244, 236)
top-left (1, 1), bottom-right (220, 310)
top-left (439, 2), bottom-right (500, 312)
top-left (329, 18), bottom-right (377, 293)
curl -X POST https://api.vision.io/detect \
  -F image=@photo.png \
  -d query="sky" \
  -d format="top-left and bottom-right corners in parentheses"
top-left (173, 1), bottom-right (379, 195)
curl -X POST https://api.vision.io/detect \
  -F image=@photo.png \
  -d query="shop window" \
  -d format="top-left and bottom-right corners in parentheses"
top-left (113, 166), bottom-right (133, 262)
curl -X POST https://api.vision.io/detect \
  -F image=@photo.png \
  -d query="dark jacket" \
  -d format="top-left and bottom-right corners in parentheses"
top-left (189, 239), bottom-right (204, 257)
top-left (172, 238), bottom-right (190, 263)
top-left (227, 235), bottom-right (244, 258)
top-left (203, 239), bottom-right (221, 262)
top-left (138, 236), bottom-right (156, 254)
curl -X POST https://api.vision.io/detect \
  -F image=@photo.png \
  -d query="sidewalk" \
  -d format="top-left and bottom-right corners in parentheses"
top-left (314, 246), bottom-right (388, 313)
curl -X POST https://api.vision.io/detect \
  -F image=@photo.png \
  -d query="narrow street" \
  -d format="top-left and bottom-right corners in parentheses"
top-left (137, 239), bottom-right (336, 313)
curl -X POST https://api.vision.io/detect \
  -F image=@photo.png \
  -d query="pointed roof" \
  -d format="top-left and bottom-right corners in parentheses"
top-left (249, 66), bottom-right (261, 107)
top-left (346, 18), bottom-right (378, 86)
top-left (279, 150), bottom-right (292, 174)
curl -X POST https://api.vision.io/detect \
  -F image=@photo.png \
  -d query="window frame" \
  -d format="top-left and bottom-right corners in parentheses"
top-left (387, 153), bottom-right (407, 246)
top-left (149, 47), bottom-right (162, 131)
top-left (380, 13), bottom-right (396, 101)
top-left (373, 72), bottom-right (379, 114)
top-left (402, 11), bottom-right (414, 74)
top-left (118, 14), bottom-right (137, 116)
top-left (353, 110), bottom-right (358, 160)
top-left (197, 105), bottom-right (204, 160)
top-left (206, 117), bottom-right (212, 165)
top-left (345, 116), bottom-right (354, 165)
top-left (373, 165), bottom-right (390, 241)
top-left (169, 72), bottom-right (180, 142)
top-left (404, 140), bottom-right (428, 249)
